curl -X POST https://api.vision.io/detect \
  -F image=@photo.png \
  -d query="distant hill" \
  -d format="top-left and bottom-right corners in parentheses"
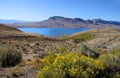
top-left (0, 24), bottom-right (22, 34)
top-left (8, 16), bottom-right (120, 28)
top-left (0, 24), bottom-right (59, 41)
top-left (0, 24), bottom-right (27, 37)
top-left (0, 24), bottom-right (21, 31)
top-left (0, 19), bottom-right (29, 24)
top-left (0, 24), bottom-right (39, 38)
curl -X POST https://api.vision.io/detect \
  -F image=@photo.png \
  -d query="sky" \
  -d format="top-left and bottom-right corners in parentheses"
top-left (0, 0), bottom-right (120, 21)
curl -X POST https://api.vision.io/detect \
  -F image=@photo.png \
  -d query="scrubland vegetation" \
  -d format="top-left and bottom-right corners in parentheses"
top-left (0, 24), bottom-right (120, 78)
top-left (36, 47), bottom-right (120, 78)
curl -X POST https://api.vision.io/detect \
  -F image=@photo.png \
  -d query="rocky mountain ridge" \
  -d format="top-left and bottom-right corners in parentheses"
top-left (8, 16), bottom-right (120, 28)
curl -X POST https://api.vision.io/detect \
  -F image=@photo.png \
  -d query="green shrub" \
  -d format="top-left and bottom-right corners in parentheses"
top-left (99, 54), bottom-right (119, 69)
top-left (56, 47), bottom-right (67, 54)
top-left (111, 46), bottom-right (120, 57)
top-left (73, 34), bottom-right (93, 43)
top-left (63, 34), bottom-right (94, 43)
top-left (0, 47), bottom-right (22, 67)
top-left (37, 52), bottom-right (104, 78)
top-left (98, 53), bottom-right (120, 77)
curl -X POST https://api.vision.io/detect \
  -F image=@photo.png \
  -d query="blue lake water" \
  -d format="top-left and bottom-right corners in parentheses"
top-left (18, 28), bottom-right (90, 37)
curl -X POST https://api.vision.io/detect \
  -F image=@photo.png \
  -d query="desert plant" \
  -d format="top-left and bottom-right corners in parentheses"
top-left (111, 46), bottom-right (120, 57)
top-left (0, 47), bottom-right (22, 67)
top-left (56, 47), bottom-right (67, 54)
top-left (37, 52), bottom-right (104, 78)
top-left (98, 53), bottom-right (120, 78)
top-left (31, 58), bottom-right (42, 69)
top-left (99, 54), bottom-right (120, 69)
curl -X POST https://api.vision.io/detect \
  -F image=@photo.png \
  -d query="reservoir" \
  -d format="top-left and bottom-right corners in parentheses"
top-left (18, 28), bottom-right (90, 37)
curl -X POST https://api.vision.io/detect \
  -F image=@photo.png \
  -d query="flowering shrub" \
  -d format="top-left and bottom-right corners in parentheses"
top-left (37, 52), bottom-right (104, 78)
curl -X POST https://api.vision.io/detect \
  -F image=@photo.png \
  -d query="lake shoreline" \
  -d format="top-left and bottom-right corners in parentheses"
top-left (18, 27), bottom-right (91, 37)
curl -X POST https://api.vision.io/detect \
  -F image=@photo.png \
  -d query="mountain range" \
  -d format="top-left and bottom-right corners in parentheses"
top-left (5, 16), bottom-right (120, 28)
top-left (0, 19), bottom-right (29, 24)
